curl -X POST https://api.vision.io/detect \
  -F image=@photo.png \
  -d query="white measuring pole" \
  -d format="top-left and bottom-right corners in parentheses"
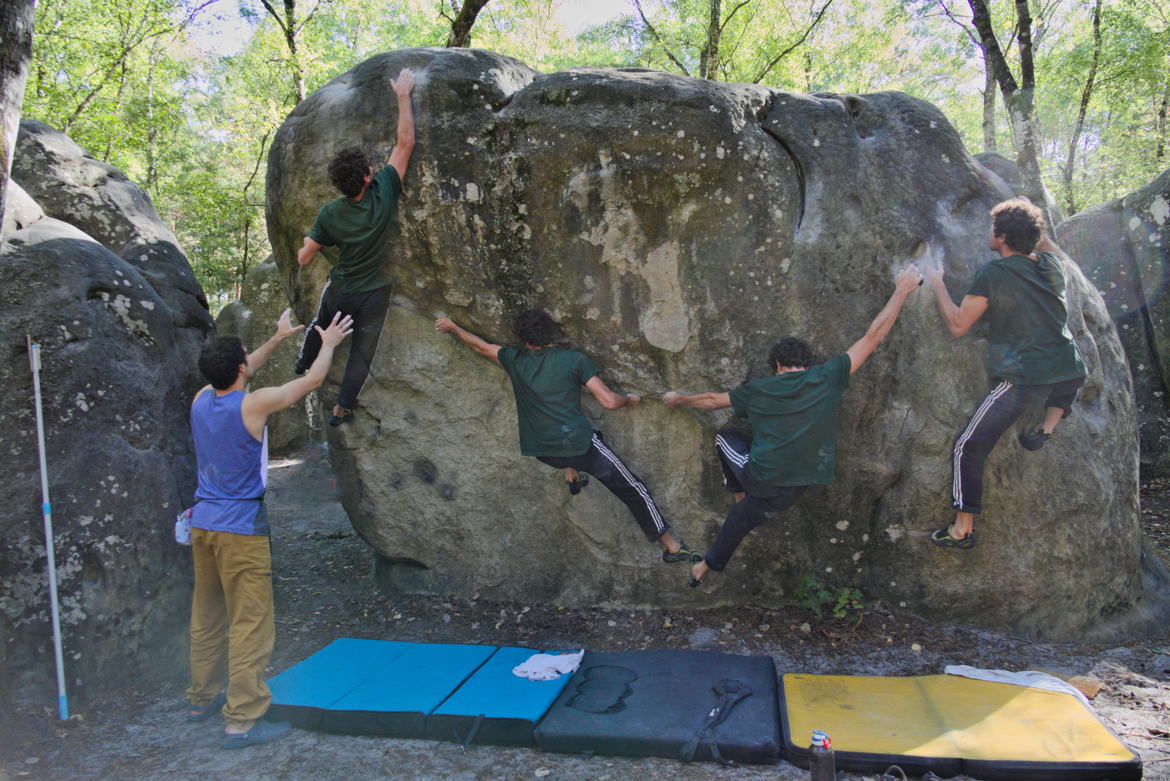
top-left (27, 335), bottom-right (69, 721)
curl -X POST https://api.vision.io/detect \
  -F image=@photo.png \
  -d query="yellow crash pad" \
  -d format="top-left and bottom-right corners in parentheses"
top-left (781, 673), bottom-right (1140, 780)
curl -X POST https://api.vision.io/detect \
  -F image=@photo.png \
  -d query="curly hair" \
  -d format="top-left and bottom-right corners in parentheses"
top-left (198, 336), bottom-right (246, 390)
top-left (767, 337), bottom-right (815, 371)
top-left (328, 146), bottom-right (371, 198)
top-left (513, 309), bottom-right (561, 347)
top-left (990, 198), bottom-right (1045, 255)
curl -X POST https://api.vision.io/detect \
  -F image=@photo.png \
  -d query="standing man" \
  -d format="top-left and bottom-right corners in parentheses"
top-left (295, 68), bottom-right (416, 427)
top-left (434, 309), bottom-right (693, 563)
top-left (186, 309), bottom-right (352, 748)
top-left (663, 268), bottom-right (922, 586)
top-left (924, 198), bottom-right (1086, 549)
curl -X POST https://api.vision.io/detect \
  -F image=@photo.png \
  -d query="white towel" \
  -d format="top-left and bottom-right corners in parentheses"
top-left (944, 665), bottom-right (1091, 707)
top-left (512, 650), bottom-right (585, 681)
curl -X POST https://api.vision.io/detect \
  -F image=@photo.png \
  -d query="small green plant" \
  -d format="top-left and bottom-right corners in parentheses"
top-left (794, 574), bottom-right (833, 617)
top-left (794, 576), bottom-right (864, 623)
top-left (831, 587), bottom-right (864, 620)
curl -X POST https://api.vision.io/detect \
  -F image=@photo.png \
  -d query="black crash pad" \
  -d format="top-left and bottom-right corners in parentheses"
top-left (533, 649), bottom-right (781, 765)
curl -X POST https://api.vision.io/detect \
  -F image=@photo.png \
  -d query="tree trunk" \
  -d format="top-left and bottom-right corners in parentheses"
top-left (1156, 69), bottom-right (1170, 162)
top-left (1060, 0), bottom-right (1101, 215)
top-left (699, 0), bottom-right (722, 80)
top-left (0, 0), bottom-right (36, 230)
top-left (283, 0), bottom-right (306, 103)
top-left (968, 0), bottom-right (1048, 214)
top-left (446, 0), bottom-right (491, 48)
top-left (981, 52), bottom-right (996, 153)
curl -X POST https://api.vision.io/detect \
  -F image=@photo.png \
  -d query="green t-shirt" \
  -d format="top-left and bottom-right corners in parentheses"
top-left (966, 252), bottom-right (1086, 385)
top-left (498, 346), bottom-right (600, 458)
top-left (729, 353), bottom-right (851, 487)
top-left (308, 164), bottom-right (402, 293)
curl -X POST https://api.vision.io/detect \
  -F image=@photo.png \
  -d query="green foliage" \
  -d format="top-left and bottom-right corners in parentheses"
top-left (795, 575), bottom-right (863, 621)
top-left (20, 0), bottom-right (1170, 307)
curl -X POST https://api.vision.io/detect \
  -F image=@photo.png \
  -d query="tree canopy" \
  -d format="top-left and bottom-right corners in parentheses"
top-left (20, 0), bottom-right (1170, 309)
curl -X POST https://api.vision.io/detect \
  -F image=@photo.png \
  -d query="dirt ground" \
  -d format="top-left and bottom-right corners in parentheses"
top-left (3, 449), bottom-right (1169, 781)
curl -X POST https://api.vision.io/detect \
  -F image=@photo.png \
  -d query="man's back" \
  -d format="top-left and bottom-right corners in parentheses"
top-left (730, 354), bottom-right (851, 487)
top-left (190, 388), bottom-right (268, 535)
top-left (309, 165), bottom-right (403, 292)
top-left (497, 346), bottom-right (599, 458)
top-left (970, 251), bottom-right (1085, 384)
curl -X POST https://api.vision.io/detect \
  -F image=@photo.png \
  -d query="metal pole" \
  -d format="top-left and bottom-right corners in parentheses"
top-left (27, 335), bottom-right (69, 720)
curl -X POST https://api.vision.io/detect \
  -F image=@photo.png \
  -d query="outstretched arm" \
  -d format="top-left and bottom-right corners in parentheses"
top-left (846, 266), bottom-right (923, 373)
top-left (245, 308), bottom-right (304, 379)
top-left (662, 390), bottom-right (732, 410)
top-left (585, 376), bottom-right (639, 410)
top-left (435, 316), bottom-right (501, 362)
top-left (298, 237), bottom-right (322, 267)
top-left (387, 69), bottom-right (416, 182)
top-left (242, 312), bottom-right (354, 436)
top-left (924, 265), bottom-right (987, 338)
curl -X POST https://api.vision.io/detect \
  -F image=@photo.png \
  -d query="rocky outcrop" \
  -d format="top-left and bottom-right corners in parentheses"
top-left (1057, 170), bottom-right (1170, 476)
top-left (0, 121), bottom-right (212, 707)
top-left (216, 258), bottom-right (321, 452)
top-left (267, 48), bottom-right (1161, 640)
top-left (973, 152), bottom-right (1067, 226)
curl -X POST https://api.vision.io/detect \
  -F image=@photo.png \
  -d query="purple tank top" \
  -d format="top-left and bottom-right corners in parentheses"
top-left (190, 389), bottom-right (269, 536)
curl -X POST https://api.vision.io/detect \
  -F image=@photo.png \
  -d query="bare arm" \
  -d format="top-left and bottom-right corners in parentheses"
top-left (585, 375), bottom-right (639, 410)
top-left (435, 317), bottom-right (501, 362)
top-left (241, 312), bottom-right (353, 437)
top-left (297, 237), bottom-right (322, 267)
top-left (387, 69), bottom-right (416, 182)
top-left (245, 308), bottom-right (304, 379)
top-left (846, 266), bottom-right (923, 373)
top-left (924, 265), bottom-right (988, 338)
top-left (662, 390), bottom-right (732, 410)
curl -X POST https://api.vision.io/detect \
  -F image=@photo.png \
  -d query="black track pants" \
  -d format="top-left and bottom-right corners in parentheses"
top-left (537, 431), bottom-right (669, 542)
top-left (706, 429), bottom-right (806, 571)
top-left (296, 283), bottom-right (391, 412)
top-left (950, 377), bottom-right (1084, 514)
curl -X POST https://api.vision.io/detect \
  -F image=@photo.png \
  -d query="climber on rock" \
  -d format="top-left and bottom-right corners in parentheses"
top-left (663, 267), bottom-right (923, 587)
top-left (434, 308), bottom-right (694, 564)
top-left (186, 308), bottom-right (353, 748)
top-left (294, 67), bottom-right (416, 428)
top-left (924, 198), bottom-right (1087, 549)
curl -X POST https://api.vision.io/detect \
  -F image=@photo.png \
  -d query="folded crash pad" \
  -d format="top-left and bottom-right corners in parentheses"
top-left (534, 649), bottom-right (781, 765)
top-left (267, 638), bottom-right (496, 736)
top-left (424, 647), bottom-right (577, 747)
top-left (780, 673), bottom-right (1141, 781)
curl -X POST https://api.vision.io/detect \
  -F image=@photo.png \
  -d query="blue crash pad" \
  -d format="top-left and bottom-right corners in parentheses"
top-left (266, 638), bottom-right (497, 736)
top-left (425, 647), bottom-right (579, 746)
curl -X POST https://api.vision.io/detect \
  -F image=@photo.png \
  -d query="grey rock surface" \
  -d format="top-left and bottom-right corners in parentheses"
top-left (216, 259), bottom-right (321, 452)
top-left (973, 151), bottom-right (1067, 225)
top-left (1056, 169), bottom-right (1170, 477)
top-left (0, 126), bottom-right (212, 708)
top-left (267, 48), bottom-right (1155, 640)
top-left (0, 178), bottom-right (42, 236)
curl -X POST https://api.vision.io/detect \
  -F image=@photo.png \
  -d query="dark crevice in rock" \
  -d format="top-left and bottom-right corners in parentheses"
top-left (1137, 297), bottom-right (1170, 413)
top-left (757, 97), bottom-right (806, 231)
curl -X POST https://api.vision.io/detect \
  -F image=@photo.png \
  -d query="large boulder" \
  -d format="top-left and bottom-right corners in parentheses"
top-left (0, 123), bottom-right (212, 708)
top-left (267, 48), bottom-right (1164, 640)
top-left (216, 258), bottom-right (321, 452)
top-left (1056, 170), bottom-right (1170, 477)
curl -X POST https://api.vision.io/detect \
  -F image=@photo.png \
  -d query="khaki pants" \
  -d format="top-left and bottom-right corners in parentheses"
top-left (186, 527), bottom-right (274, 727)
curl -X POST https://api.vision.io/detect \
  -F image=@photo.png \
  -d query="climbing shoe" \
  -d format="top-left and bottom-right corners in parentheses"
top-left (329, 407), bottom-right (353, 427)
top-left (568, 474), bottom-right (589, 495)
top-left (220, 719), bottom-right (292, 749)
top-left (688, 553), bottom-right (706, 588)
top-left (930, 526), bottom-right (976, 549)
top-left (1018, 428), bottom-right (1050, 451)
top-left (186, 691), bottom-right (226, 722)
top-left (662, 539), bottom-right (697, 563)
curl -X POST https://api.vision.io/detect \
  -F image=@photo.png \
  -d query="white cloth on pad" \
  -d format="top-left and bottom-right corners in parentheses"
top-left (512, 650), bottom-right (585, 681)
top-left (944, 665), bottom-right (1090, 706)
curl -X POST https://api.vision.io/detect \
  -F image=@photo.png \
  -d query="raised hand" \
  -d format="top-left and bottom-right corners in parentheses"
top-left (275, 307), bottom-right (305, 341)
top-left (392, 68), bottom-right (415, 98)
top-left (316, 312), bottom-right (354, 348)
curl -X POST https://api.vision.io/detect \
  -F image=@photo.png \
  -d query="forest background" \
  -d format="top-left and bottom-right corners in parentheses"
top-left (23, 0), bottom-right (1169, 312)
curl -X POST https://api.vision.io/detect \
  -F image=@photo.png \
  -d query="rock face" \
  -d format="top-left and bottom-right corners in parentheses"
top-left (1057, 170), bottom-right (1170, 477)
top-left (0, 121), bottom-right (212, 708)
top-left (267, 48), bottom-right (1162, 640)
top-left (216, 258), bottom-right (321, 452)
